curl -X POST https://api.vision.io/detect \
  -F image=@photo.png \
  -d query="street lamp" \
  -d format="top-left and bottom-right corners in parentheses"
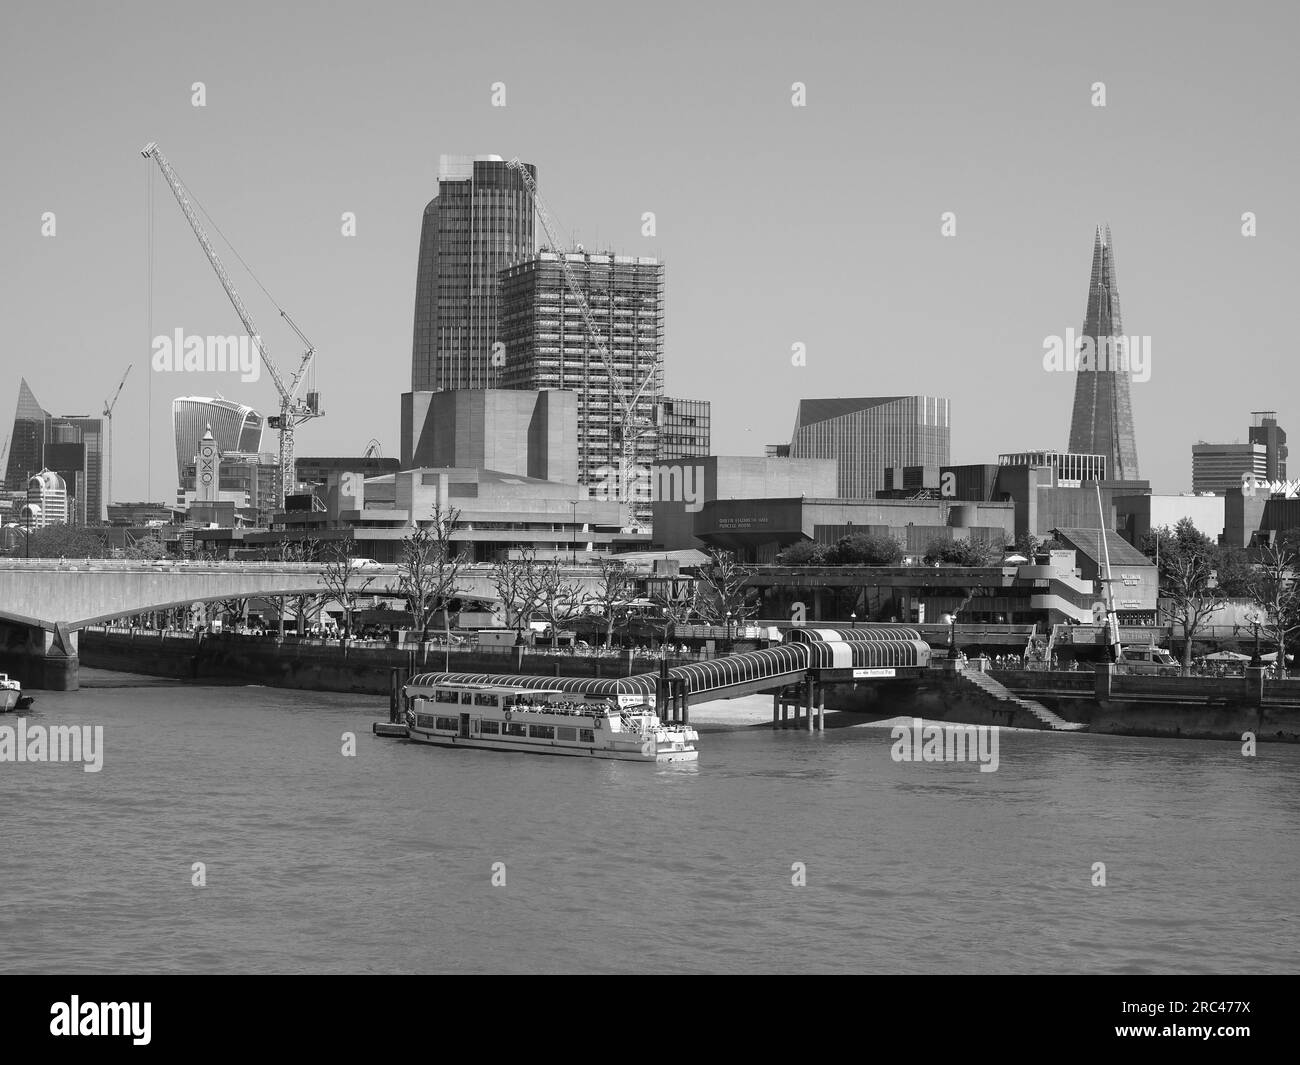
top-left (570, 501), bottom-right (577, 566)
top-left (1245, 607), bottom-right (1265, 668)
top-left (725, 610), bottom-right (732, 654)
top-left (850, 611), bottom-right (857, 629)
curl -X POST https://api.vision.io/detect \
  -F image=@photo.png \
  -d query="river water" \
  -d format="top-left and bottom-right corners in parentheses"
top-left (2, 670), bottom-right (1297, 974)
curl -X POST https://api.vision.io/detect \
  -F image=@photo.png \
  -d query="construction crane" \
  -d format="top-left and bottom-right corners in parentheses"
top-left (101, 364), bottom-right (132, 510)
top-left (141, 141), bottom-right (323, 509)
top-left (505, 158), bottom-right (658, 529)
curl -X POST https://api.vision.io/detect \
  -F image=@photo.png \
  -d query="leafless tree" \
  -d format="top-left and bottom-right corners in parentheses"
top-left (694, 548), bottom-right (758, 624)
top-left (1159, 543), bottom-right (1228, 675)
top-left (490, 546), bottom-right (545, 635)
top-left (318, 540), bottom-right (377, 638)
top-left (650, 578), bottom-right (699, 649)
top-left (530, 557), bottom-right (588, 650)
top-left (588, 557), bottom-right (636, 646)
top-left (1250, 535), bottom-right (1300, 677)
top-left (398, 502), bottom-right (466, 667)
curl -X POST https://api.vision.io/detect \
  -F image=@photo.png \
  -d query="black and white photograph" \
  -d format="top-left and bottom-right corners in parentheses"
top-left (0, 0), bottom-right (1294, 1038)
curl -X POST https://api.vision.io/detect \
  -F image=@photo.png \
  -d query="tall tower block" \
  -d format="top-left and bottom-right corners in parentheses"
top-left (1067, 226), bottom-right (1141, 481)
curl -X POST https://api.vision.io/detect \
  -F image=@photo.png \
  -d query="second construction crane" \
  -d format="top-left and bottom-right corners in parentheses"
top-left (142, 141), bottom-right (323, 509)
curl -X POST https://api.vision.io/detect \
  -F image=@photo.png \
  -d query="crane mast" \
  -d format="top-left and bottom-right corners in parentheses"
top-left (505, 158), bottom-right (657, 529)
top-left (102, 364), bottom-right (132, 516)
top-left (141, 141), bottom-right (322, 509)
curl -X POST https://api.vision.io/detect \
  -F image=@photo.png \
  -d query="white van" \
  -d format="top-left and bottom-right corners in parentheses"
top-left (1118, 647), bottom-right (1181, 676)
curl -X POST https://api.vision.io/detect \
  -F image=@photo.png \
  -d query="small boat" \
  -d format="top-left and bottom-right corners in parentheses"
top-left (0, 674), bottom-right (21, 714)
top-left (403, 679), bottom-right (699, 762)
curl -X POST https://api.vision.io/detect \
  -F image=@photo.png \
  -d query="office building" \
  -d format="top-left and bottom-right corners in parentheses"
top-left (1066, 226), bottom-right (1141, 482)
top-left (1248, 411), bottom-right (1288, 482)
top-left (410, 155), bottom-right (537, 392)
top-left (25, 469), bottom-right (69, 528)
top-left (788, 396), bottom-right (950, 499)
top-left (1192, 442), bottom-right (1267, 495)
top-left (499, 251), bottom-right (665, 525)
top-left (4, 380), bottom-right (106, 522)
top-left (172, 397), bottom-right (264, 483)
top-left (4, 378), bottom-right (51, 491)
top-left (656, 398), bottom-right (711, 460)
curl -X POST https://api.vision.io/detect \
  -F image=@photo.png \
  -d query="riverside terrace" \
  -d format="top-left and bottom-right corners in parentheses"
top-left (742, 552), bottom-right (1158, 628)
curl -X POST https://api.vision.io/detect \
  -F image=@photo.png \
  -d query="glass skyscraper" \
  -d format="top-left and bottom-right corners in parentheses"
top-left (171, 397), bottom-right (264, 483)
top-left (1067, 226), bottom-right (1141, 482)
top-left (5, 378), bottom-right (106, 523)
top-left (410, 155), bottom-right (536, 392)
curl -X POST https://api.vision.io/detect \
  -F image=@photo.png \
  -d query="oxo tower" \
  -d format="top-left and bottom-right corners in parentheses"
top-left (1067, 225), bottom-right (1141, 481)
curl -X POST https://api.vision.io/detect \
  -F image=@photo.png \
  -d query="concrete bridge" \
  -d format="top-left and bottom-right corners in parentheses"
top-left (0, 559), bottom-right (592, 690)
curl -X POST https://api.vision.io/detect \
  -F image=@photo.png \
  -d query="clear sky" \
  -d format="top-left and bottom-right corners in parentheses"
top-left (2, 0), bottom-right (1296, 501)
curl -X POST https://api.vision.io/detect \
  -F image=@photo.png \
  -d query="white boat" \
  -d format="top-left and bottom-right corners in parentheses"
top-left (0, 674), bottom-right (21, 713)
top-left (403, 680), bottom-right (699, 762)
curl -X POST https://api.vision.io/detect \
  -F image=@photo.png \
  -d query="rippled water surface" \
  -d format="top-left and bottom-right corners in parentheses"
top-left (2, 670), bottom-right (1297, 973)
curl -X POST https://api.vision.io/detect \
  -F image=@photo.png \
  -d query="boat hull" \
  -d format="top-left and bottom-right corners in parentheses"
top-left (0, 689), bottom-right (19, 714)
top-left (406, 729), bottom-right (698, 762)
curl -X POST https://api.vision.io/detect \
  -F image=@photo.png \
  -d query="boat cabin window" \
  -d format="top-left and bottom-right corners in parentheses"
top-left (529, 724), bottom-right (555, 740)
top-left (415, 713), bottom-right (436, 730)
top-left (580, 729), bottom-right (595, 743)
top-left (461, 693), bottom-right (473, 704)
top-left (434, 690), bottom-right (460, 704)
top-left (480, 720), bottom-right (500, 735)
top-left (435, 716), bottom-right (458, 731)
top-left (504, 722), bottom-right (528, 737)
top-left (556, 726), bottom-right (577, 742)
top-left (473, 693), bottom-right (499, 707)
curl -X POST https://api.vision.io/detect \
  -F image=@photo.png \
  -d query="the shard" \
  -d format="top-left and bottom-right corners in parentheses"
top-left (1067, 225), bottom-right (1141, 481)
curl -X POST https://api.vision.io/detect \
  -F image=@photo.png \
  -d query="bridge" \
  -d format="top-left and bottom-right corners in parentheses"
top-left (0, 559), bottom-right (597, 690)
top-left (406, 626), bottom-right (934, 730)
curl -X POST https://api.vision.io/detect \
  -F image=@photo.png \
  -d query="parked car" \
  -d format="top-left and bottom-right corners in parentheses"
top-left (348, 558), bottom-right (382, 570)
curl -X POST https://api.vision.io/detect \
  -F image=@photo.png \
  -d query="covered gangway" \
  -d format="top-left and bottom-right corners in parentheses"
top-left (408, 629), bottom-right (930, 727)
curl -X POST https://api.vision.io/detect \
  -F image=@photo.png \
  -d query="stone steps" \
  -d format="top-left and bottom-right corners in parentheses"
top-left (959, 668), bottom-right (1087, 731)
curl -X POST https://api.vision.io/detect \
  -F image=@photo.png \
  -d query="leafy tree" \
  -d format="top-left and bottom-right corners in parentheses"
top-left (1212, 543), bottom-right (1255, 598)
top-left (22, 524), bottom-right (109, 558)
top-left (923, 537), bottom-right (997, 566)
top-left (828, 533), bottom-right (903, 565)
top-left (775, 540), bottom-right (829, 565)
top-left (123, 532), bottom-right (167, 559)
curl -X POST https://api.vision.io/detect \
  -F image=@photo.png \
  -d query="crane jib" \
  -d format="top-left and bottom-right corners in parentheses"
top-left (141, 141), bottom-right (324, 508)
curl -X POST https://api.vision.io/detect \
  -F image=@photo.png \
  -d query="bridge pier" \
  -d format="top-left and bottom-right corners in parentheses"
top-left (0, 621), bottom-right (79, 690)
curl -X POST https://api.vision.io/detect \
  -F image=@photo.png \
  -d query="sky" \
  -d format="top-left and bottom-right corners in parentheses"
top-left (2, 0), bottom-right (1297, 502)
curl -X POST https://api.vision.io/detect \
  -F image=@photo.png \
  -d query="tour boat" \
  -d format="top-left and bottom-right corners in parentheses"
top-left (0, 674), bottom-right (23, 713)
top-left (403, 680), bottom-right (699, 762)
